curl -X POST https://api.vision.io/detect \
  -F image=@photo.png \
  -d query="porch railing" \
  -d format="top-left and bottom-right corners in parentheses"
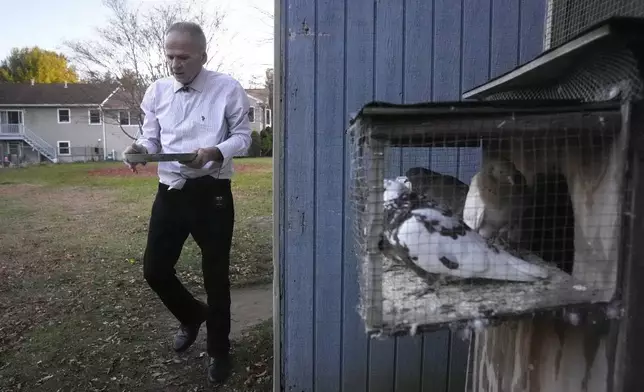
top-left (0, 124), bottom-right (24, 135)
top-left (0, 124), bottom-right (57, 162)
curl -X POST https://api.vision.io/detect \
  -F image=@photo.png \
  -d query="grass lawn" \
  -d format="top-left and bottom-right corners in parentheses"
top-left (0, 158), bottom-right (273, 391)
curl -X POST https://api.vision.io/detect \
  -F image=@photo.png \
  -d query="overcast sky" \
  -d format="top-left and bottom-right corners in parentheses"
top-left (0, 0), bottom-right (273, 88)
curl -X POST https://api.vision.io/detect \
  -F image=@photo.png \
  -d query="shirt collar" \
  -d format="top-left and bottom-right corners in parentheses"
top-left (173, 68), bottom-right (207, 93)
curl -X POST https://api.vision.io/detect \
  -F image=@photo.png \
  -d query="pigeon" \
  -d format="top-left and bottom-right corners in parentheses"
top-left (404, 167), bottom-right (470, 217)
top-left (378, 177), bottom-right (549, 289)
top-left (462, 156), bottom-right (531, 245)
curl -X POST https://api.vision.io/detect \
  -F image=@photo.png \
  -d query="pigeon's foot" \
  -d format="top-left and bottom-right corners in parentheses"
top-left (497, 226), bottom-right (520, 249)
top-left (412, 274), bottom-right (444, 298)
top-left (496, 235), bottom-right (510, 249)
top-left (383, 262), bottom-right (406, 273)
top-left (496, 228), bottom-right (523, 253)
top-left (413, 286), bottom-right (436, 298)
top-left (484, 235), bottom-right (501, 253)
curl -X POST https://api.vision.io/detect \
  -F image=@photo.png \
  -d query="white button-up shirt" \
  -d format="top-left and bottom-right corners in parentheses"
top-left (135, 68), bottom-right (253, 189)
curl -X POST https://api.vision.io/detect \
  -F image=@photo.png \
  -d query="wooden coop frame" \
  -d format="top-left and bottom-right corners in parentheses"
top-left (348, 100), bottom-right (624, 332)
top-left (461, 17), bottom-right (644, 392)
top-left (348, 16), bottom-right (644, 391)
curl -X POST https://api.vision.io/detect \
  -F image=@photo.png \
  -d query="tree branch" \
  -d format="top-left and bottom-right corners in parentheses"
top-left (63, 0), bottom-right (231, 123)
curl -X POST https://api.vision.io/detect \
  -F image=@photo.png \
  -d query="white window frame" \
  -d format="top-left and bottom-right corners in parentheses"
top-left (265, 108), bottom-right (272, 127)
top-left (118, 110), bottom-right (138, 126)
top-left (0, 110), bottom-right (24, 135)
top-left (1, 110), bottom-right (24, 124)
top-left (248, 106), bottom-right (256, 123)
top-left (57, 140), bottom-right (71, 156)
top-left (57, 108), bottom-right (71, 124)
top-left (88, 108), bottom-right (102, 125)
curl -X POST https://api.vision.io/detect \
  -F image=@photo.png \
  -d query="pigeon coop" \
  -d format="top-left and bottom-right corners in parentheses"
top-left (347, 17), bottom-right (644, 337)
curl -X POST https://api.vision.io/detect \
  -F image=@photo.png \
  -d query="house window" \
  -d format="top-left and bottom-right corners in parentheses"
top-left (248, 107), bottom-right (255, 123)
top-left (265, 109), bottom-right (272, 126)
top-left (1, 110), bottom-right (23, 124)
top-left (0, 110), bottom-right (23, 134)
top-left (89, 109), bottom-right (101, 125)
top-left (58, 108), bottom-right (70, 123)
top-left (118, 111), bottom-right (130, 125)
top-left (57, 141), bottom-right (70, 155)
top-left (118, 111), bottom-right (138, 126)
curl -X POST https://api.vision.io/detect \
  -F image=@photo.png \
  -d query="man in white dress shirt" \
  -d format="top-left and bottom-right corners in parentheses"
top-left (122, 21), bottom-right (252, 385)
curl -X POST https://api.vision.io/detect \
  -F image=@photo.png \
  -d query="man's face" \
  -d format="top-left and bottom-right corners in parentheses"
top-left (164, 31), bottom-right (206, 85)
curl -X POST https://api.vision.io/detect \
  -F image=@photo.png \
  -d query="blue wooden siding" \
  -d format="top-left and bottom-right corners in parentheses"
top-left (278, 0), bottom-right (546, 391)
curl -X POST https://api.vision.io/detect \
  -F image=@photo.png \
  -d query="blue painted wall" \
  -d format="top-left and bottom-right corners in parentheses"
top-left (278, 0), bottom-right (547, 390)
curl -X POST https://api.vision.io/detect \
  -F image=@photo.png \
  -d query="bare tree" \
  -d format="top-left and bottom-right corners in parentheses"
top-left (249, 2), bottom-right (274, 45)
top-left (63, 0), bottom-right (236, 139)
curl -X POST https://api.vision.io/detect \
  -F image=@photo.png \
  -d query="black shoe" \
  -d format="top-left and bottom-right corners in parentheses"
top-left (172, 302), bottom-right (208, 352)
top-left (207, 355), bottom-right (232, 384)
top-left (172, 323), bottom-right (202, 352)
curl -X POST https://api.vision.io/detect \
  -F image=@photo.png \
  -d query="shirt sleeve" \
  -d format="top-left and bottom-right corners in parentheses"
top-left (135, 82), bottom-right (161, 154)
top-left (215, 80), bottom-right (253, 162)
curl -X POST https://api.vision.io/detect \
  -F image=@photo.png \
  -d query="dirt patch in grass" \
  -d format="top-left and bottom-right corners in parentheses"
top-left (33, 186), bottom-right (117, 215)
top-left (0, 159), bottom-right (274, 391)
top-left (87, 163), bottom-right (159, 177)
top-left (0, 183), bottom-right (41, 196)
top-left (0, 184), bottom-right (116, 215)
top-left (0, 267), bottom-right (273, 391)
top-left (234, 160), bottom-right (273, 174)
top-left (0, 181), bottom-right (272, 286)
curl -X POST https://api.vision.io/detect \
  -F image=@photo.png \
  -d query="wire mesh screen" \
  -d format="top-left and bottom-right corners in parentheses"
top-left (483, 41), bottom-right (644, 103)
top-left (347, 104), bottom-right (626, 335)
top-left (546, 0), bottom-right (644, 50)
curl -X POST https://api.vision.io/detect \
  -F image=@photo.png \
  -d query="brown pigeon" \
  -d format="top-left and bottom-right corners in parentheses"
top-left (462, 156), bottom-right (531, 245)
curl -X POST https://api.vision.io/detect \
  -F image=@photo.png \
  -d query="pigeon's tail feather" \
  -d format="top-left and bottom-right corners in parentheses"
top-left (462, 173), bottom-right (484, 231)
top-left (484, 249), bottom-right (549, 282)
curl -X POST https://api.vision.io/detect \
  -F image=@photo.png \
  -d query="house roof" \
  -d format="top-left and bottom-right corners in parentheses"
top-left (0, 82), bottom-right (119, 107)
top-left (245, 88), bottom-right (269, 104)
top-left (0, 82), bottom-right (268, 109)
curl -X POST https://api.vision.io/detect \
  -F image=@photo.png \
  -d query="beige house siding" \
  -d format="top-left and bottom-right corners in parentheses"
top-left (20, 107), bottom-right (136, 162)
top-left (247, 95), bottom-right (272, 134)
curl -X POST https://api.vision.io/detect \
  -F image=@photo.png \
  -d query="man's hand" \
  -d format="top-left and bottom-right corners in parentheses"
top-left (122, 143), bottom-right (148, 173)
top-left (181, 147), bottom-right (223, 169)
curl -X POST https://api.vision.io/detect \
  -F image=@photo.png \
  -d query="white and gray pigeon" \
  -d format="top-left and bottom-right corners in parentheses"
top-left (462, 156), bottom-right (531, 245)
top-left (379, 176), bottom-right (549, 289)
top-left (404, 167), bottom-right (470, 217)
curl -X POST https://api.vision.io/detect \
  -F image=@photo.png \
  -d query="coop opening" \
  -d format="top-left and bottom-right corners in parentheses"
top-left (348, 101), bottom-right (625, 335)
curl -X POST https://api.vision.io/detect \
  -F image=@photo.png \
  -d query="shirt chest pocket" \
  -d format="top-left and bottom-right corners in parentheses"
top-left (191, 120), bottom-right (227, 145)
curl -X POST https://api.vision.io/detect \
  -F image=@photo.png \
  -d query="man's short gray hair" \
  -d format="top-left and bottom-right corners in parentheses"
top-left (166, 21), bottom-right (207, 52)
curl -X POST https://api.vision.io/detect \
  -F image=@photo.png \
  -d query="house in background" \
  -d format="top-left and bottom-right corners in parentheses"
top-left (0, 81), bottom-right (273, 166)
top-left (245, 87), bottom-right (272, 133)
top-left (0, 81), bottom-right (139, 164)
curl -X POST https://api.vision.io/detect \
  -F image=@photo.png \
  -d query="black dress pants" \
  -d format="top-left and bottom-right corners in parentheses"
top-left (143, 176), bottom-right (234, 358)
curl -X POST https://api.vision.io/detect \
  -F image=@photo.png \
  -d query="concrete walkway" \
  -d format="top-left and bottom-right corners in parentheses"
top-left (228, 283), bottom-right (273, 337)
top-left (159, 282), bottom-right (274, 354)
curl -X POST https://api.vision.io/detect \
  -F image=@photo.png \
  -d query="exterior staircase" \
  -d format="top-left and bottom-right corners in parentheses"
top-left (0, 125), bottom-right (57, 163)
top-left (22, 127), bottom-right (57, 162)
